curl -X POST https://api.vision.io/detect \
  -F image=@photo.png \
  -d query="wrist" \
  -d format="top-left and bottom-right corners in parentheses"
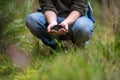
top-left (63, 17), bottom-right (75, 25)
top-left (49, 21), bottom-right (58, 25)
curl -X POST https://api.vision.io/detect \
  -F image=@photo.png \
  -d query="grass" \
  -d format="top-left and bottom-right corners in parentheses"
top-left (0, 1), bottom-right (120, 80)
top-left (0, 21), bottom-right (120, 80)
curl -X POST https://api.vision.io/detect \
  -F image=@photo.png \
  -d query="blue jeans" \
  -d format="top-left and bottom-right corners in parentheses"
top-left (25, 12), bottom-right (94, 48)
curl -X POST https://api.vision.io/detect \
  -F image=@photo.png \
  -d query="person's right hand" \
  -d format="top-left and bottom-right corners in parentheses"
top-left (47, 22), bottom-right (58, 34)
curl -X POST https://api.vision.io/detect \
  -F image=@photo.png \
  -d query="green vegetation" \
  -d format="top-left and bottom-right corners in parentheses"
top-left (0, 0), bottom-right (120, 80)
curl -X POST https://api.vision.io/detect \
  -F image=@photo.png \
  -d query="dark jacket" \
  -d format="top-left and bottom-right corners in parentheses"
top-left (39, 0), bottom-right (88, 17)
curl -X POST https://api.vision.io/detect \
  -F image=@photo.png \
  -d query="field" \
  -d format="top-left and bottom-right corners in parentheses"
top-left (0, 0), bottom-right (120, 80)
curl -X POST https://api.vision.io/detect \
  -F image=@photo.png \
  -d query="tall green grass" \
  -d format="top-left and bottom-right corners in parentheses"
top-left (1, 22), bottom-right (120, 80)
top-left (0, 1), bottom-right (120, 80)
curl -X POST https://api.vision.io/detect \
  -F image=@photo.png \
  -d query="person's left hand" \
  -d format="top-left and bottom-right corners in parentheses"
top-left (58, 22), bottom-right (68, 35)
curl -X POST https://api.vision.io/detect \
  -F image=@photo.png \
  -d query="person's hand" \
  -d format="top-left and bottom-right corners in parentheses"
top-left (58, 22), bottom-right (68, 35)
top-left (47, 22), bottom-right (58, 35)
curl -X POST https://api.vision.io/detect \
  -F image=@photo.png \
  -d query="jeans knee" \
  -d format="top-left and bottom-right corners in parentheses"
top-left (25, 13), bottom-right (37, 26)
top-left (25, 14), bottom-right (36, 31)
top-left (25, 12), bottom-right (46, 26)
top-left (25, 12), bottom-right (47, 34)
top-left (25, 13), bottom-right (42, 37)
top-left (73, 23), bottom-right (90, 35)
top-left (72, 17), bottom-right (93, 34)
top-left (72, 17), bottom-right (94, 42)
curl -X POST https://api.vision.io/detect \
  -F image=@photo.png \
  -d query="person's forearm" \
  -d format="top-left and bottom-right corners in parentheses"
top-left (62, 10), bottom-right (80, 25)
top-left (44, 11), bottom-right (57, 24)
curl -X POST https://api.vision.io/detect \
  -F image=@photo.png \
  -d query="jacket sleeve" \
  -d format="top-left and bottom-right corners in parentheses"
top-left (39, 0), bottom-right (57, 14)
top-left (71, 0), bottom-right (88, 16)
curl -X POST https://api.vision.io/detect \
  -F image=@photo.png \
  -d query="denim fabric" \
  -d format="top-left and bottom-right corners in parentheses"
top-left (25, 12), bottom-right (94, 48)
